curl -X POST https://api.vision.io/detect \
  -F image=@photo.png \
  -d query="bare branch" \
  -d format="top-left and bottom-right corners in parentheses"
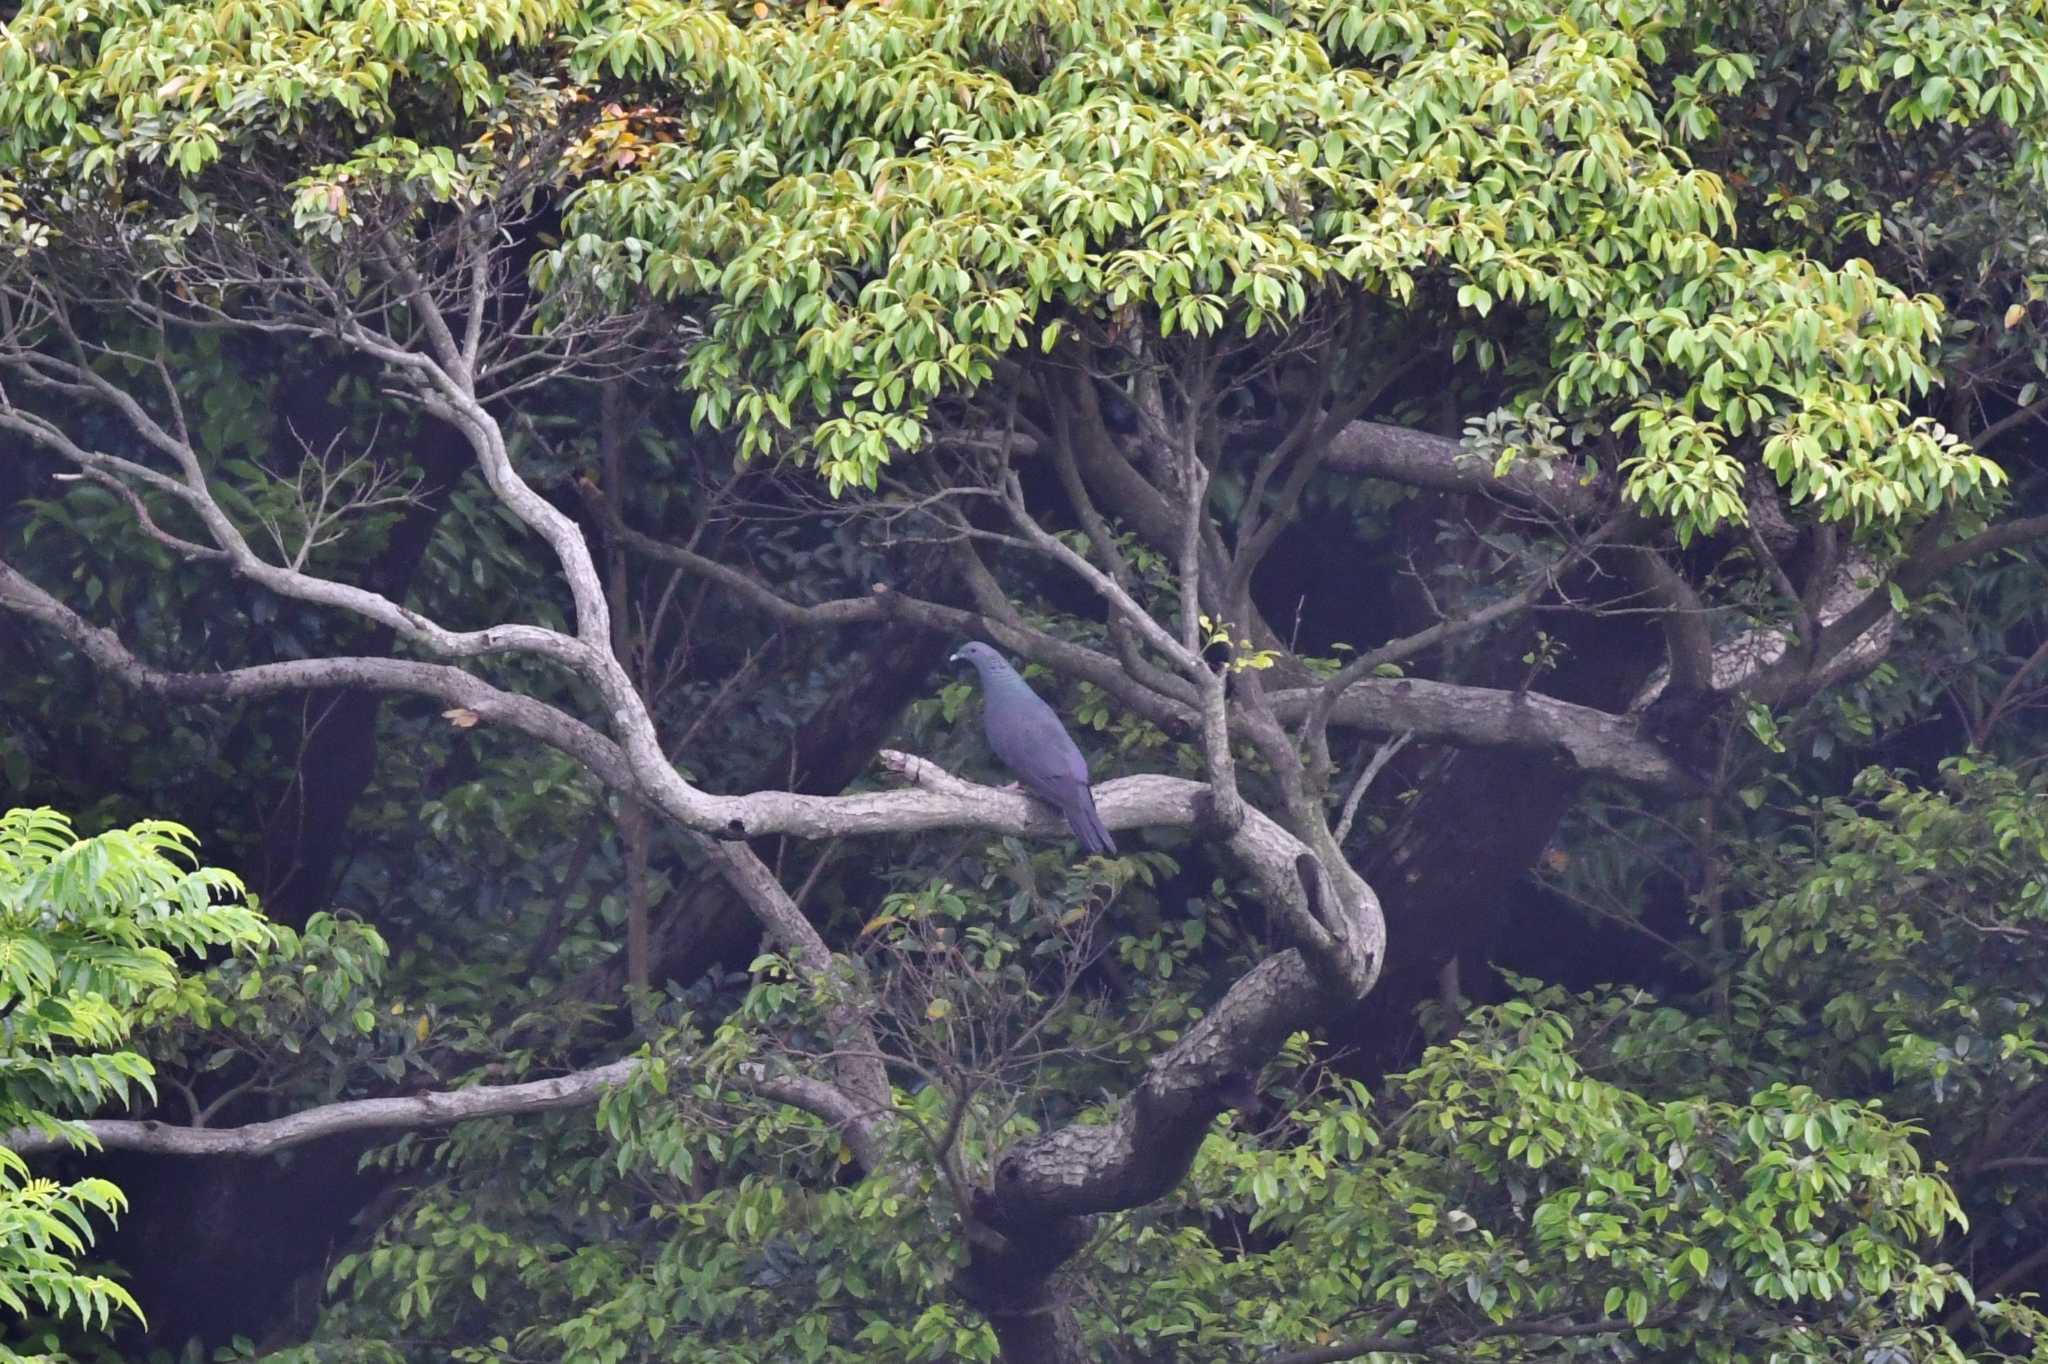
top-left (1745, 521), bottom-right (1816, 665)
top-left (0, 557), bottom-right (636, 786)
top-left (10, 1061), bottom-right (636, 1156)
top-left (1974, 635), bottom-right (2048, 747)
top-left (53, 469), bottom-right (227, 563)
top-left (999, 469), bottom-right (1199, 672)
top-left (1624, 539), bottom-right (1716, 701)
top-left (578, 477), bottom-right (1200, 728)
top-left (5, 1057), bottom-right (880, 1167)
top-left (1750, 514), bottom-right (2048, 705)
top-left (1266, 676), bottom-right (1695, 789)
top-left (697, 836), bottom-right (892, 1126)
top-left (1332, 731), bottom-right (1412, 847)
top-left (1323, 420), bottom-right (1610, 518)
top-left (0, 364), bottom-right (594, 672)
top-left (1970, 391), bottom-right (2048, 450)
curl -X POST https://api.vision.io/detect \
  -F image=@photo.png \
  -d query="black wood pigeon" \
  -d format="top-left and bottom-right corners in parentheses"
top-left (950, 641), bottom-right (1117, 856)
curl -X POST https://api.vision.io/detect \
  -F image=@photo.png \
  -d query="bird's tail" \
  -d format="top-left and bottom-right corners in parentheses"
top-left (1068, 788), bottom-right (1117, 857)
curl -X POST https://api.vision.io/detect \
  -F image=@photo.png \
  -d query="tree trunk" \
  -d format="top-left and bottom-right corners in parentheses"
top-left (252, 414), bottom-right (472, 925)
top-left (959, 1211), bottom-right (1094, 1364)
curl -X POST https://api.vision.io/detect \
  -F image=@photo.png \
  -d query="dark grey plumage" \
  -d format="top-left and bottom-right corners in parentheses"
top-left (950, 641), bottom-right (1116, 856)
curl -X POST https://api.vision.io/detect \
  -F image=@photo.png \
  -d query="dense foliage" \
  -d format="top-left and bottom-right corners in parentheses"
top-left (0, 809), bottom-right (265, 1361)
top-left (1, 0), bottom-right (2048, 1360)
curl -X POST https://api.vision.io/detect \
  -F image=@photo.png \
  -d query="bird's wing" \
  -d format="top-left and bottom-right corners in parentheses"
top-left (983, 686), bottom-right (1092, 799)
top-left (982, 682), bottom-right (1115, 854)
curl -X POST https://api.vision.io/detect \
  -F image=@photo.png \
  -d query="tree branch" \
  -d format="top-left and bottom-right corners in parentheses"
top-left (1624, 538), bottom-right (1716, 702)
top-left (1262, 1311), bottom-right (1684, 1364)
top-left (1749, 513), bottom-right (2048, 705)
top-left (1322, 421), bottom-right (1610, 518)
top-left (5, 1057), bottom-right (883, 1167)
top-left (1267, 676), bottom-right (1693, 789)
top-left (992, 949), bottom-right (1334, 1219)
top-left (1332, 731), bottom-right (1412, 847)
top-left (576, 477), bottom-right (1201, 728)
top-left (0, 365), bottom-right (595, 674)
top-left (1301, 515), bottom-right (1627, 751)
top-left (4, 1060), bottom-right (646, 1158)
top-left (0, 558), bottom-right (637, 787)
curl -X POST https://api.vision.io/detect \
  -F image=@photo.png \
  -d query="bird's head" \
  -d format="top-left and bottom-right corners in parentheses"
top-left (949, 641), bottom-right (1002, 670)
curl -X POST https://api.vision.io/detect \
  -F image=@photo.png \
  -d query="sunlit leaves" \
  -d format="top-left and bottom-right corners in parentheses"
top-left (0, 0), bottom-right (585, 167)
top-left (2, 0), bottom-right (2026, 530)
top-left (1837, 0), bottom-right (2048, 177)
top-left (1107, 992), bottom-right (1982, 1361)
top-left (0, 807), bottom-right (269, 1350)
top-left (545, 0), bottom-right (1998, 522)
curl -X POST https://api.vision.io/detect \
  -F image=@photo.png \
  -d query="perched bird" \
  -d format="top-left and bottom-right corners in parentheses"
top-left (950, 641), bottom-right (1117, 856)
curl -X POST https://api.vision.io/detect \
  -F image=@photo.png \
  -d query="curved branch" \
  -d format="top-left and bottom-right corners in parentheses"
top-left (1615, 522), bottom-right (1714, 703)
top-left (5, 1057), bottom-right (882, 1168)
top-left (998, 469), bottom-right (1199, 671)
top-left (0, 557), bottom-right (636, 787)
top-left (965, 856), bottom-right (1377, 1346)
top-left (872, 756), bottom-right (1375, 982)
top-left (1735, 514), bottom-right (2048, 708)
top-left (992, 946), bottom-right (1335, 1218)
top-left (364, 229), bottom-right (615, 651)
top-left (0, 381), bottom-right (594, 674)
top-left (6, 1060), bottom-right (647, 1158)
top-left (697, 837), bottom-right (892, 1117)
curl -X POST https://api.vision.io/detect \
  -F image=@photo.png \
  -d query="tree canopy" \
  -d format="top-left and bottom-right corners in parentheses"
top-left (2, 0), bottom-right (2048, 1359)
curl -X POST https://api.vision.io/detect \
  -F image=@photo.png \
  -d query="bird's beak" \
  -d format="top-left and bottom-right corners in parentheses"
top-left (948, 649), bottom-right (965, 663)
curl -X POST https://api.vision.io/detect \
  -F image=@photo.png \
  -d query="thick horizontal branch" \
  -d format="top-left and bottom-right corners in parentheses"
top-left (5, 549), bottom-right (1684, 862)
top-left (1323, 421), bottom-right (1610, 518)
top-left (868, 757), bottom-right (1376, 983)
top-left (1, 556), bottom-right (1371, 943)
top-left (7, 1058), bottom-right (882, 1166)
top-left (1266, 677), bottom-right (1693, 789)
top-left (577, 492), bottom-right (1685, 789)
top-left (965, 414), bottom-right (1609, 518)
top-left (8, 1060), bottom-right (647, 1158)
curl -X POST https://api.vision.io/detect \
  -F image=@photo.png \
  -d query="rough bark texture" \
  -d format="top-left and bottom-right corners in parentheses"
top-left (1322, 419), bottom-right (1610, 518)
